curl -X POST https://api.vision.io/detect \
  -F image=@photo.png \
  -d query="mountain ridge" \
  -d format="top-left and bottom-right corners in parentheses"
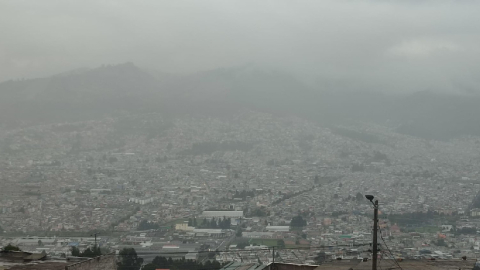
top-left (1, 63), bottom-right (479, 140)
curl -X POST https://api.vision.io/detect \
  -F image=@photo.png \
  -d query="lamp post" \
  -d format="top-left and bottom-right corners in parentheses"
top-left (365, 195), bottom-right (379, 270)
top-left (90, 232), bottom-right (98, 247)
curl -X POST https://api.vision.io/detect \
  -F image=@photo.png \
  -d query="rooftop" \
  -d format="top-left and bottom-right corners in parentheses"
top-left (315, 259), bottom-right (477, 270)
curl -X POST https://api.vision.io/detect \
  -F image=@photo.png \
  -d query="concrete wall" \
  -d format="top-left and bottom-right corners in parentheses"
top-left (65, 254), bottom-right (116, 270)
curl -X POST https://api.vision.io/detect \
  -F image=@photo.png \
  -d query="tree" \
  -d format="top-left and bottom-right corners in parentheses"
top-left (80, 245), bottom-right (101, 257)
top-left (117, 248), bottom-right (143, 270)
top-left (138, 220), bottom-right (159, 230)
top-left (236, 228), bottom-right (243, 237)
top-left (355, 192), bottom-right (363, 201)
top-left (143, 256), bottom-right (221, 270)
top-left (38, 240), bottom-right (43, 246)
top-left (314, 252), bottom-right (327, 264)
top-left (249, 207), bottom-right (268, 217)
top-left (208, 251), bottom-right (216, 259)
top-left (290, 215), bottom-right (307, 228)
top-left (210, 218), bottom-right (217, 228)
top-left (277, 240), bottom-right (285, 248)
top-left (3, 244), bottom-right (21, 251)
top-left (435, 239), bottom-right (447, 246)
top-left (71, 246), bottom-right (80, 256)
top-left (237, 241), bottom-right (249, 249)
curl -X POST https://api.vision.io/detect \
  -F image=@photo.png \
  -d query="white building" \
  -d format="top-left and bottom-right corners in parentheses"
top-left (193, 229), bottom-right (228, 238)
top-left (266, 226), bottom-right (290, 232)
top-left (201, 211), bottom-right (244, 219)
top-left (175, 222), bottom-right (195, 232)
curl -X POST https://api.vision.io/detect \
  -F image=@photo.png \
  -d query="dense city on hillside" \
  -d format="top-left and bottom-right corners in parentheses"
top-left (2, 1), bottom-right (480, 269)
top-left (1, 110), bottom-right (480, 265)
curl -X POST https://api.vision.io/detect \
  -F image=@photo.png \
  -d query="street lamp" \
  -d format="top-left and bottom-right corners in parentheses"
top-left (90, 232), bottom-right (98, 247)
top-left (365, 195), bottom-right (379, 270)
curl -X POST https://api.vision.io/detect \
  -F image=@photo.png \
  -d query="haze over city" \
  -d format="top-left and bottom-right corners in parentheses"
top-left (1, 1), bottom-right (480, 270)
top-left (2, 0), bottom-right (480, 93)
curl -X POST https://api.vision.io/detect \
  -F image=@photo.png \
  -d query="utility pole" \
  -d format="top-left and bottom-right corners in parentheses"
top-left (372, 199), bottom-right (379, 270)
top-left (272, 246), bottom-right (275, 264)
top-left (91, 232), bottom-right (98, 247)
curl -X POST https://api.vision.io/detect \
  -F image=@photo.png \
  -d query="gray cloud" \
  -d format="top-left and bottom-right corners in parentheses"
top-left (1, 0), bottom-right (479, 93)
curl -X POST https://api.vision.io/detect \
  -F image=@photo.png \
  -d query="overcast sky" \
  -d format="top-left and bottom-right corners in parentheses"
top-left (1, 0), bottom-right (479, 93)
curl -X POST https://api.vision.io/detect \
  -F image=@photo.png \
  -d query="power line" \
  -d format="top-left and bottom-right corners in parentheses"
top-left (378, 227), bottom-right (403, 270)
top-left (113, 243), bottom-right (370, 257)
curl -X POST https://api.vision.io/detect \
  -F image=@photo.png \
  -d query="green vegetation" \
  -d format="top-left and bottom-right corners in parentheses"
top-left (290, 215), bottom-right (307, 228)
top-left (3, 244), bottom-right (21, 251)
top-left (137, 220), bottom-right (160, 230)
top-left (457, 227), bottom-right (477, 235)
top-left (233, 190), bottom-right (256, 200)
top-left (383, 211), bottom-right (458, 226)
top-left (235, 240), bottom-right (250, 249)
top-left (471, 192), bottom-right (480, 209)
top-left (314, 252), bottom-right (327, 264)
top-left (247, 207), bottom-right (269, 217)
top-left (196, 217), bottom-right (231, 229)
top-left (117, 248), bottom-right (143, 270)
top-left (163, 218), bottom-right (189, 227)
top-left (249, 239), bottom-right (278, 247)
top-left (71, 245), bottom-right (102, 257)
top-left (272, 189), bottom-right (311, 206)
top-left (434, 239), bottom-right (447, 246)
top-left (233, 238), bottom-right (286, 248)
top-left (143, 256), bottom-right (223, 270)
top-left (414, 226), bottom-right (440, 233)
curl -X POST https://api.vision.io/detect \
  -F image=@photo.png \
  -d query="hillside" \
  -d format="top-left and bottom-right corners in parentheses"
top-left (0, 63), bottom-right (160, 125)
top-left (1, 63), bottom-right (480, 140)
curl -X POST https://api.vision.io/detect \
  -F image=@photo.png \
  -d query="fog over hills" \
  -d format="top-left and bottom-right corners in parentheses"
top-left (1, 63), bottom-right (479, 140)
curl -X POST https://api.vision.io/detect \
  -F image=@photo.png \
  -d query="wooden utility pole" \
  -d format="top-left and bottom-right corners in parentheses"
top-left (372, 200), bottom-right (379, 270)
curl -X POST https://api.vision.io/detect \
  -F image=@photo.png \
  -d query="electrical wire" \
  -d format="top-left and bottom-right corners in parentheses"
top-left (378, 226), bottom-right (403, 270)
top-left (113, 243), bottom-right (370, 257)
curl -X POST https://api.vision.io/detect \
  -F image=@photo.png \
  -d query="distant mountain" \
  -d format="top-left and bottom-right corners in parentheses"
top-left (1, 63), bottom-right (479, 140)
top-left (160, 65), bottom-right (315, 116)
top-left (392, 91), bottom-right (480, 140)
top-left (0, 63), bottom-right (161, 125)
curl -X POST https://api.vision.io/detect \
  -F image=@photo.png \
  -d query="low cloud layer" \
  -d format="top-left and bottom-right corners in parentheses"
top-left (1, 0), bottom-right (479, 93)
